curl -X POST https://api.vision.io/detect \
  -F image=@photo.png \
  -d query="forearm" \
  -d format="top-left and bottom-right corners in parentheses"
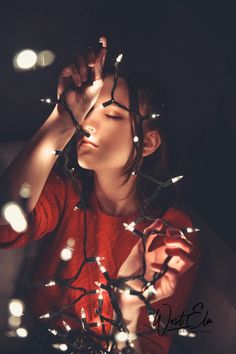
top-left (0, 107), bottom-right (78, 221)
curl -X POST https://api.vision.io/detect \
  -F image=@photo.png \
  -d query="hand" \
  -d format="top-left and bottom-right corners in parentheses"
top-left (56, 37), bottom-right (107, 123)
top-left (117, 220), bottom-right (194, 328)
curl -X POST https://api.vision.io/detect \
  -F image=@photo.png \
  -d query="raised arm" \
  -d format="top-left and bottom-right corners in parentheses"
top-left (0, 37), bottom-right (107, 224)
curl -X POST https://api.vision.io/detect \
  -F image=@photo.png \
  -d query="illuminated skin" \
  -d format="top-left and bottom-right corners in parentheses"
top-left (78, 76), bottom-right (133, 172)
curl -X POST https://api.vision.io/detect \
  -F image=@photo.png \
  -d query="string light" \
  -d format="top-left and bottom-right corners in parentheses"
top-left (37, 50), bottom-right (55, 68)
top-left (81, 307), bottom-right (87, 330)
top-left (148, 314), bottom-right (156, 328)
top-left (40, 98), bottom-right (57, 104)
top-left (8, 315), bottom-right (21, 328)
top-left (115, 331), bottom-right (129, 343)
top-left (60, 247), bottom-right (73, 261)
top-left (123, 222), bottom-right (144, 239)
top-left (8, 299), bottom-right (24, 317)
top-left (62, 320), bottom-right (71, 332)
top-left (10, 48), bottom-right (200, 354)
top-left (16, 327), bottom-right (28, 338)
top-left (13, 49), bottom-right (37, 70)
top-left (151, 113), bottom-right (160, 119)
top-left (39, 313), bottom-right (50, 319)
top-left (48, 328), bottom-right (58, 336)
top-left (45, 280), bottom-right (56, 287)
top-left (2, 202), bottom-right (28, 233)
top-left (52, 343), bottom-right (68, 351)
top-left (178, 328), bottom-right (189, 336)
top-left (115, 53), bottom-right (123, 63)
top-left (186, 227), bottom-right (200, 233)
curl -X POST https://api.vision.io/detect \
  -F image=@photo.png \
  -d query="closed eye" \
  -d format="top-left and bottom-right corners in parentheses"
top-left (105, 114), bottom-right (123, 120)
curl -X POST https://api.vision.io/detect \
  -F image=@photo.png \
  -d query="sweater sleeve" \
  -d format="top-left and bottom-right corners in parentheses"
top-left (0, 170), bottom-right (66, 249)
top-left (138, 207), bottom-right (201, 354)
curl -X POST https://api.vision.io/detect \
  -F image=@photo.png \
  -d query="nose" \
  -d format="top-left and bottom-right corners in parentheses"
top-left (82, 110), bottom-right (98, 135)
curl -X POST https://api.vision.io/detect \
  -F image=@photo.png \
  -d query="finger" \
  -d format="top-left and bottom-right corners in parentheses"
top-left (146, 235), bottom-right (165, 252)
top-left (99, 36), bottom-right (107, 49)
top-left (86, 47), bottom-right (96, 67)
top-left (164, 267), bottom-right (179, 291)
top-left (165, 236), bottom-right (193, 254)
top-left (149, 268), bottom-right (179, 302)
top-left (166, 228), bottom-right (181, 237)
top-left (165, 248), bottom-right (194, 273)
top-left (144, 219), bottom-right (163, 236)
top-left (58, 66), bottom-right (74, 94)
top-left (75, 54), bottom-right (87, 83)
top-left (93, 39), bottom-right (107, 82)
top-left (70, 63), bottom-right (82, 87)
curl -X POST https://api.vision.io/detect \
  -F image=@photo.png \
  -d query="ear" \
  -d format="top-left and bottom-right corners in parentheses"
top-left (142, 130), bottom-right (161, 157)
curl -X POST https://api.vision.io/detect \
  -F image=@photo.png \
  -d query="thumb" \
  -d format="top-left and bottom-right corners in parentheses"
top-left (93, 37), bottom-right (107, 82)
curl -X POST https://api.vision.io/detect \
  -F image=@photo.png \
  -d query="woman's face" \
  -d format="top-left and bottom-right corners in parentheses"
top-left (77, 75), bottom-right (134, 174)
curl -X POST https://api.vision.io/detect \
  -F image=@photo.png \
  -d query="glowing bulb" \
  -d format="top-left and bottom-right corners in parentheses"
top-left (8, 315), bottom-right (21, 328)
top-left (37, 50), bottom-right (55, 67)
top-left (8, 299), bottom-right (24, 317)
top-left (62, 321), bottom-right (71, 332)
top-left (151, 113), bottom-right (160, 119)
top-left (123, 222), bottom-right (135, 232)
top-left (133, 136), bottom-right (139, 143)
top-left (95, 281), bottom-right (102, 287)
top-left (52, 344), bottom-right (68, 351)
top-left (48, 328), bottom-right (58, 336)
top-left (115, 331), bottom-right (129, 343)
top-left (40, 98), bottom-right (55, 104)
top-left (99, 265), bottom-right (107, 273)
top-left (145, 285), bottom-right (157, 296)
top-left (2, 202), bottom-right (27, 232)
top-left (67, 238), bottom-right (75, 247)
top-left (16, 327), bottom-right (28, 338)
top-left (178, 328), bottom-right (189, 336)
top-left (188, 332), bottom-right (196, 338)
top-left (115, 53), bottom-right (123, 63)
top-left (186, 227), bottom-right (200, 233)
top-left (39, 313), bottom-right (50, 319)
top-left (81, 307), bottom-right (86, 319)
top-left (19, 183), bottom-right (31, 198)
top-left (81, 308), bottom-right (86, 318)
top-left (60, 247), bottom-right (73, 261)
top-left (14, 49), bottom-right (37, 70)
top-left (172, 175), bottom-right (183, 184)
top-left (123, 221), bottom-right (136, 232)
top-left (128, 333), bottom-right (137, 342)
top-left (45, 280), bottom-right (56, 287)
top-left (96, 256), bottom-right (105, 261)
top-left (148, 314), bottom-right (156, 328)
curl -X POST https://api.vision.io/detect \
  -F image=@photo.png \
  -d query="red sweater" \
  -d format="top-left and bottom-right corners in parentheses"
top-left (0, 171), bottom-right (200, 353)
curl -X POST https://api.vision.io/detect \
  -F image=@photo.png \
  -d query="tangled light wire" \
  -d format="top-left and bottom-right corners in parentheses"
top-left (2, 51), bottom-right (199, 353)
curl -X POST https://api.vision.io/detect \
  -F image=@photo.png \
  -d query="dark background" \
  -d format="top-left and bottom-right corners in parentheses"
top-left (0, 0), bottom-right (235, 249)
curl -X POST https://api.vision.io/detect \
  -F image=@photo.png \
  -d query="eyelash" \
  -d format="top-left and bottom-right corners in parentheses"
top-left (105, 114), bottom-right (123, 120)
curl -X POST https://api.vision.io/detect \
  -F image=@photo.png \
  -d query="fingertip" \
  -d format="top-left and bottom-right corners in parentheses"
top-left (99, 36), bottom-right (107, 48)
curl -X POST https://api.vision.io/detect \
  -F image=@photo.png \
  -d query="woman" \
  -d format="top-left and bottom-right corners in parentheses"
top-left (0, 37), bottom-right (200, 353)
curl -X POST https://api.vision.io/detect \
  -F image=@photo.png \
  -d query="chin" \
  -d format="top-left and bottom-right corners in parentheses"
top-left (77, 157), bottom-right (95, 170)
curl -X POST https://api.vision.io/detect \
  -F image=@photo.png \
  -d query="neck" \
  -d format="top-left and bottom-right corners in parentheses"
top-left (94, 170), bottom-right (138, 216)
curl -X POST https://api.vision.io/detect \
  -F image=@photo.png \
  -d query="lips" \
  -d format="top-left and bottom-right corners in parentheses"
top-left (80, 139), bottom-right (98, 148)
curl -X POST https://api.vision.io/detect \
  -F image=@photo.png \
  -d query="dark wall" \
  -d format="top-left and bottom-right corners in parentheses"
top-left (0, 0), bottom-right (235, 249)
